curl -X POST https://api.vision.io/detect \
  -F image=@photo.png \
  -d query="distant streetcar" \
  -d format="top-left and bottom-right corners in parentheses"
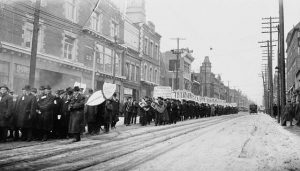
top-left (249, 104), bottom-right (258, 114)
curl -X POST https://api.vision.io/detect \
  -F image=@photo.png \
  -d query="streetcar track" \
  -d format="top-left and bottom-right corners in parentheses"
top-left (0, 114), bottom-right (245, 171)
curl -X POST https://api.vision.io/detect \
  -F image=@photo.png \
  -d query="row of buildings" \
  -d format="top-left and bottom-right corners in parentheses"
top-left (159, 53), bottom-right (251, 107)
top-left (0, 0), bottom-right (161, 102)
top-left (0, 0), bottom-right (251, 106)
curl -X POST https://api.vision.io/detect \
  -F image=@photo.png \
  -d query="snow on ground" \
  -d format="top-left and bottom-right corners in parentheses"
top-left (132, 113), bottom-right (300, 171)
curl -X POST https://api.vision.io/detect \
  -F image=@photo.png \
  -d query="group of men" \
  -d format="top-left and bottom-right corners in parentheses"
top-left (280, 97), bottom-right (300, 127)
top-left (123, 96), bottom-right (238, 127)
top-left (0, 84), bottom-right (120, 143)
top-left (0, 83), bottom-right (239, 143)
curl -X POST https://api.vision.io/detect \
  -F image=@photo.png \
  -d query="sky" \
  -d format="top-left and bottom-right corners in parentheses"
top-left (144, 0), bottom-right (300, 105)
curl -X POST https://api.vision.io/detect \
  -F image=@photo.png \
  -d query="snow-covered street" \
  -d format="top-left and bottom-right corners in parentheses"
top-left (0, 112), bottom-right (300, 171)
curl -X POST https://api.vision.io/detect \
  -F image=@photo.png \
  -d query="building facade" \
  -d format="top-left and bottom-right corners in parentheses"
top-left (286, 23), bottom-right (300, 95)
top-left (0, 0), bottom-right (162, 102)
top-left (160, 50), bottom-right (194, 91)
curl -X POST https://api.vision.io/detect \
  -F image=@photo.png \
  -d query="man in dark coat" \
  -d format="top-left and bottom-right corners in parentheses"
top-left (111, 93), bottom-right (120, 128)
top-left (60, 88), bottom-right (73, 138)
top-left (0, 85), bottom-right (13, 142)
top-left (281, 99), bottom-right (293, 126)
top-left (123, 97), bottom-right (133, 126)
top-left (37, 85), bottom-right (54, 141)
top-left (68, 86), bottom-right (85, 142)
top-left (15, 85), bottom-right (37, 141)
top-left (52, 90), bottom-right (64, 138)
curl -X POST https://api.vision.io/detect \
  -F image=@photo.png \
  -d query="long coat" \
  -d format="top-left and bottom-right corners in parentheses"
top-left (15, 94), bottom-right (37, 129)
top-left (85, 96), bottom-right (98, 124)
top-left (68, 94), bottom-right (85, 134)
top-left (37, 94), bottom-right (54, 131)
top-left (0, 93), bottom-right (13, 127)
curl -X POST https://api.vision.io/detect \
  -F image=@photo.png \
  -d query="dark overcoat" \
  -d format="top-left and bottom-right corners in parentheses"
top-left (85, 96), bottom-right (98, 124)
top-left (68, 94), bottom-right (85, 134)
top-left (0, 93), bottom-right (13, 127)
top-left (15, 94), bottom-right (37, 128)
top-left (37, 94), bottom-right (54, 131)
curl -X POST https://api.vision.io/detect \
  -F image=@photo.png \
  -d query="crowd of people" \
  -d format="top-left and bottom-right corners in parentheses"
top-left (277, 96), bottom-right (300, 127)
top-left (0, 84), bottom-right (238, 143)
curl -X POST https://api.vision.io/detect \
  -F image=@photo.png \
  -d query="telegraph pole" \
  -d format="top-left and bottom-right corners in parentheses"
top-left (260, 16), bottom-right (278, 116)
top-left (29, 0), bottom-right (41, 87)
top-left (279, 0), bottom-right (286, 111)
top-left (170, 38), bottom-right (185, 90)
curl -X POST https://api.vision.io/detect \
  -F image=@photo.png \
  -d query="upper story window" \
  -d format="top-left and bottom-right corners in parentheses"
top-left (144, 64), bottom-right (147, 80)
top-left (135, 66), bottom-right (139, 82)
top-left (184, 62), bottom-right (190, 73)
top-left (91, 12), bottom-right (103, 33)
top-left (169, 60), bottom-right (177, 71)
top-left (23, 22), bottom-right (44, 52)
top-left (63, 35), bottom-right (75, 60)
top-left (65, 0), bottom-right (77, 22)
top-left (131, 64), bottom-right (135, 81)
top-left (149, 41), bottom-right (153, 57)
top-left (95, 44), bottom-right (104, 71)
top-left (149, 67), bottom-right (152, 82)
top-left (155, 44), bottom-right (159, 59)
top-left (143, 37), bottom-right (148, 55)
top-left (104, 47), bottom-right (113, 74)
top-left (154, 69), bottom-right (157, 84)
top-left (110, 20), bottom-right (119, 38)
top-left (115, 52), bottom-right (121, 76)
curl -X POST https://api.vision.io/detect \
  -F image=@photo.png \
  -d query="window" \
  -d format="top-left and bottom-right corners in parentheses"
top-left (125, 63), bottom-right (130, 79)
top-left (135, 66), bottom-right (139, 82)
top-left (169, 60), bottom-right (177, 71)
top-left (184, 62), bottom-right (190, 73)
top-left (111, 20), bottom-right (119, 38)
top-left (23, 22), bottom-right (44, 51)
top-left (66, 0), bottom-right (76, 22)
top-left (104, 48), bottom-right (112, 74)
top-left (149, 67), bottom-right (152, 82)
top-left (131, 64), bottom-right (135, 81)
top-left (91, 12), bottom-right (103, 33)
top-left (115, 52), bottom-right (121, 76)
top-left (154, 70), bottom-right (157, 83)
top-left (155, 44), bottom-right (159, 59)
top-left (63, 36), bottom-right (75, 60)
top-left (24, 28), bottom-right (33, 48)
top-left (149, 41), bottom-right (153, 57)
top-left (144, 64), bottom-right (147, 80)
top-left (144, 38), bottom-right (148, 54)
top-left (95, 44), bottom-right (104, 71)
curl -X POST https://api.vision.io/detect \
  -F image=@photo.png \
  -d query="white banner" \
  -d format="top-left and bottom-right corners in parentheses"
top-left (153, 86), bottom-right (172, 98)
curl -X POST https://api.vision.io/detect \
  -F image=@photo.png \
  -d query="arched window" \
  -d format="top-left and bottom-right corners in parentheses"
top-left (154, 69), bottom-right (158, 83)
top-left (149, 67), bottom-right (152, 82)
top-left (144, 64), bottom-right (147, 80)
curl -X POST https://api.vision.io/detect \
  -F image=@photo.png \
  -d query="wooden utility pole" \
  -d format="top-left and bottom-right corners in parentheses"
top-left (261, 16), bottom-right (278, 116)
top-left (170, 38), bottom-right (185, 90)
top-left (29, 0), bottom-right (41, 87)
top-left (279, 0), bottom-right (286, 110)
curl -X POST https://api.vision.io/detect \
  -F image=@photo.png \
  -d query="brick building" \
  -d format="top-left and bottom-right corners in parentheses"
top-left (160, 50), bottom-right (194, 91)
top-left (286, 22), bottom-right (300, 95)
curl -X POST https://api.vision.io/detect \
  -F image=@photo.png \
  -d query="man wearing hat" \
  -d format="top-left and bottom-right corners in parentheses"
top-left (15, 85), bottom-right (37, 141)
top-left (52, 90), bottom-right (65, 138)
top-left (0, 85), bottom-right (13, 142)
top-left (37, 85), bottom-right (54, 141)
top-left (68, 86), bottom-right (85, 142)
top-left (281, 99), bottom-right (294, 126)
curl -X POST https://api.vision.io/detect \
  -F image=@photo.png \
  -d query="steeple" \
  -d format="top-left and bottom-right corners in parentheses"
top-left (126, 0), bottom-right (146, 24)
